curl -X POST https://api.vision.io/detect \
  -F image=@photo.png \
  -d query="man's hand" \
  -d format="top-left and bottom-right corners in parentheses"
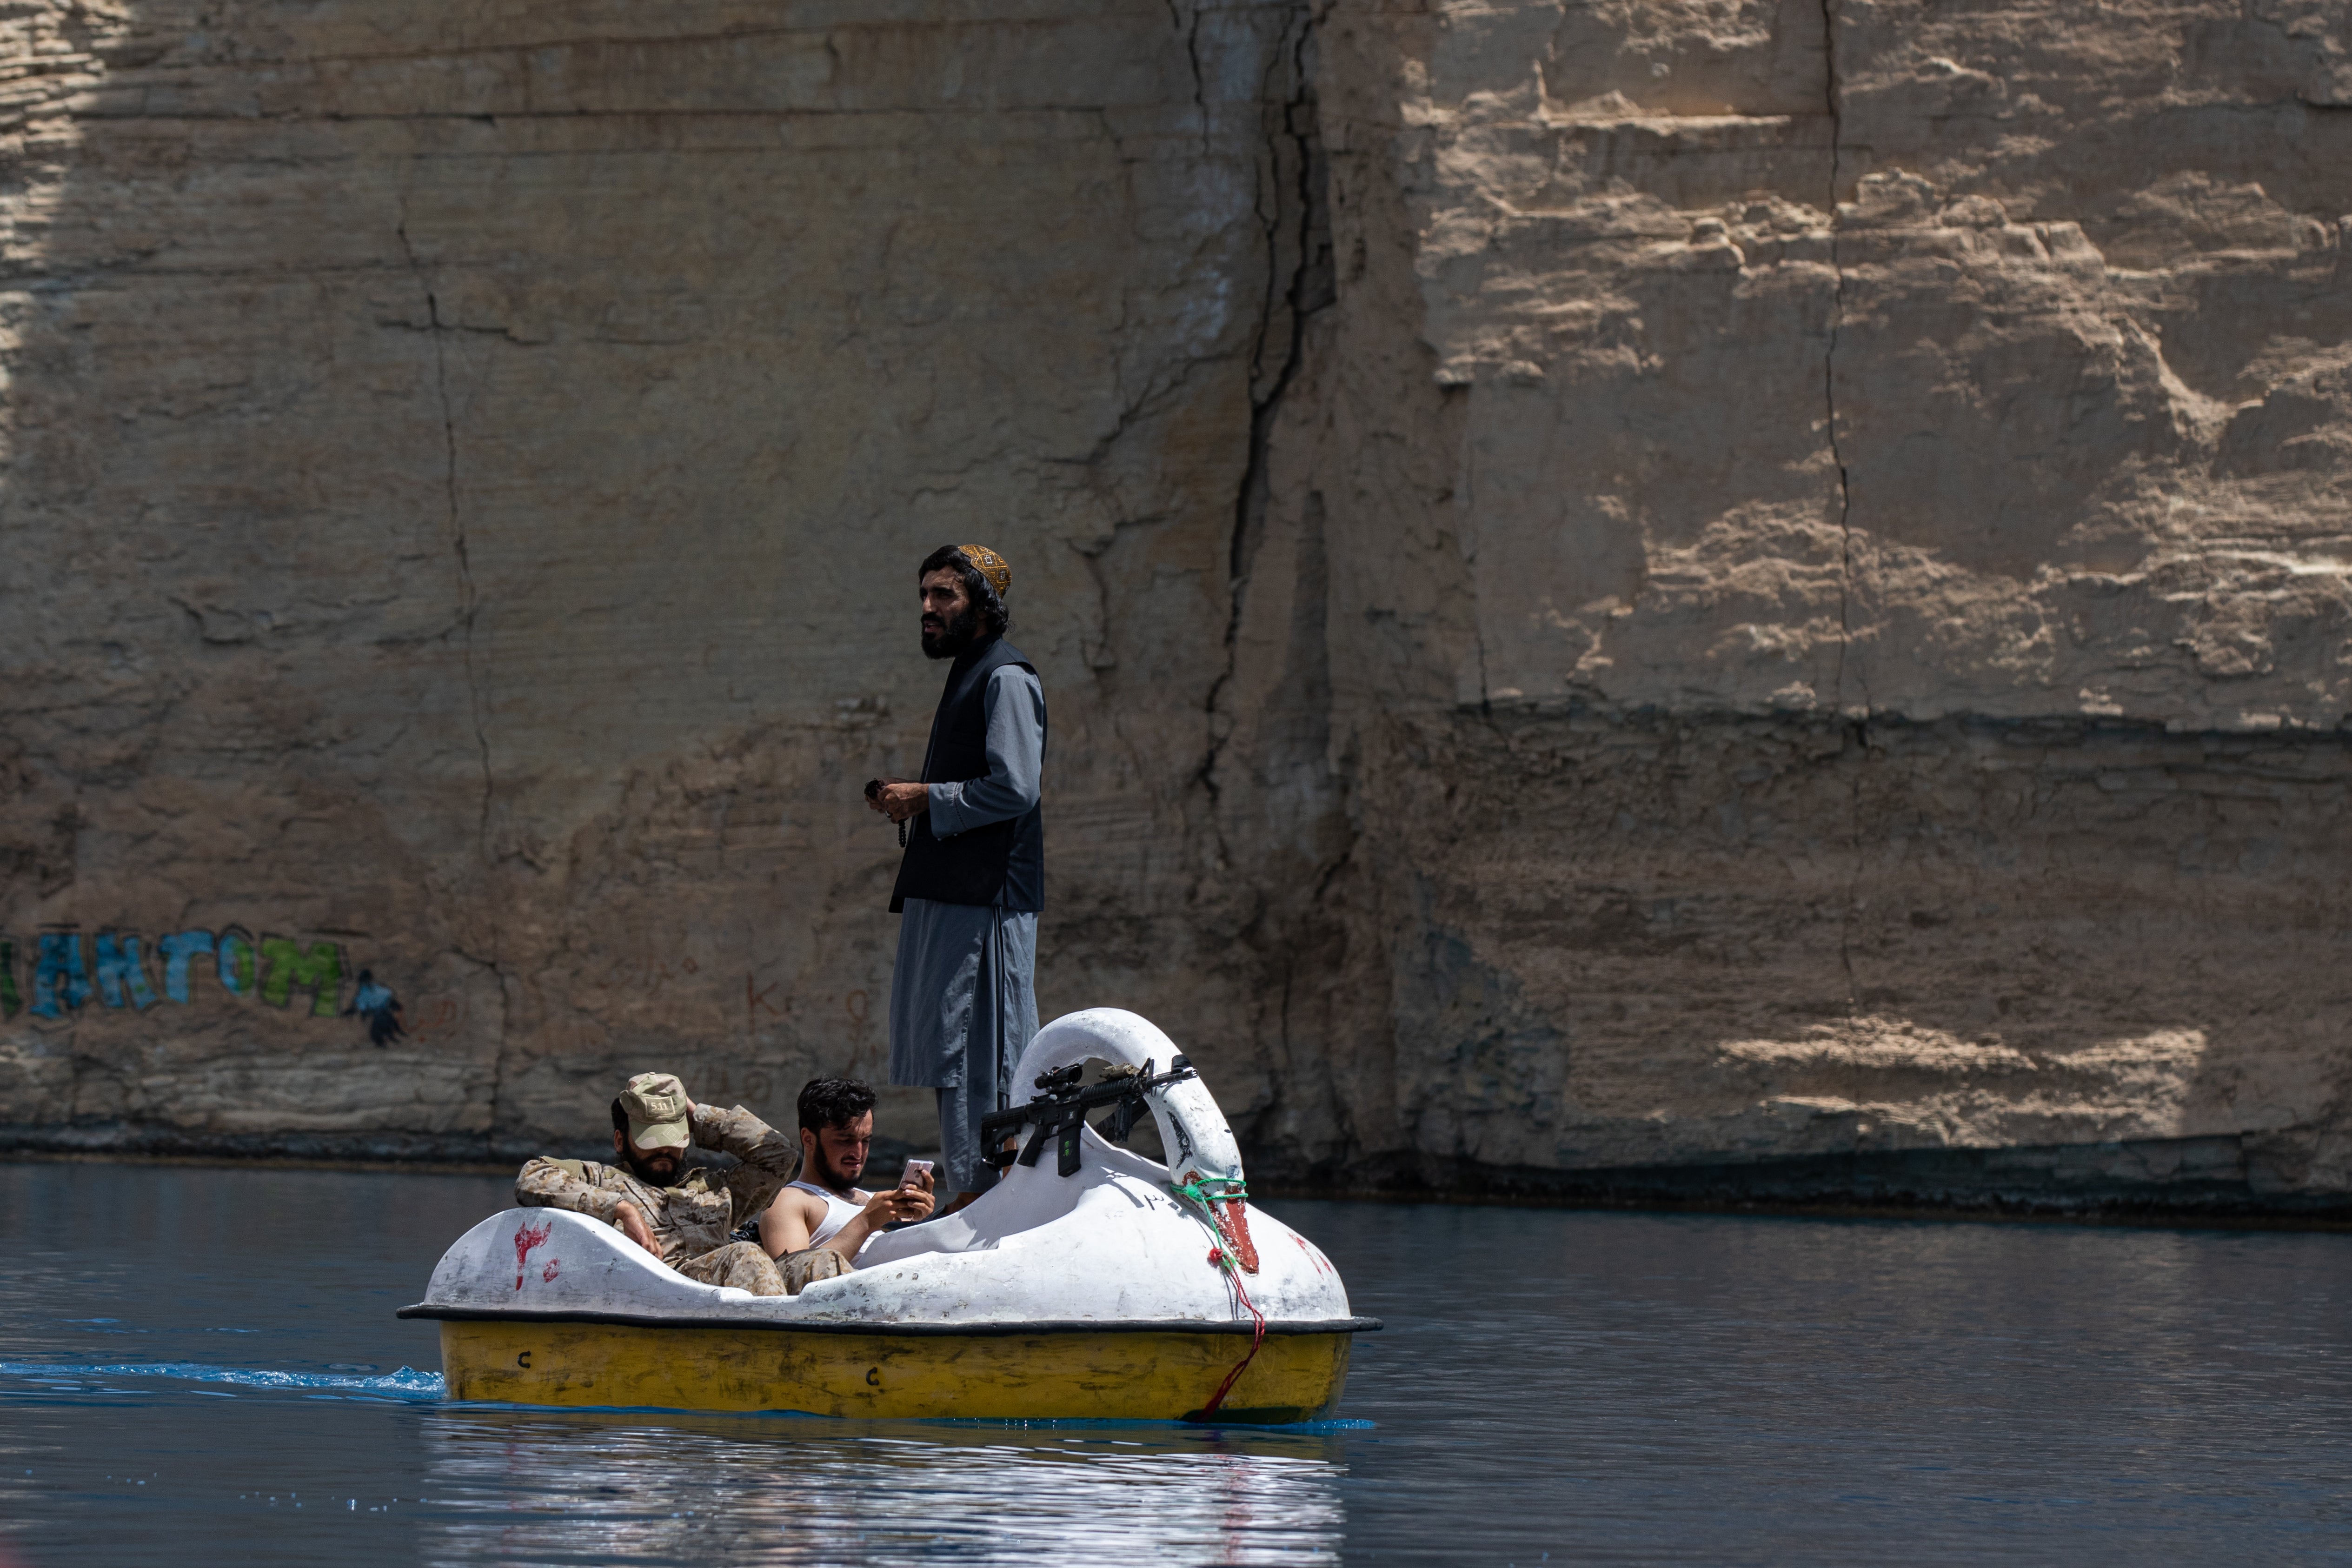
top-left (860, 1183), bottom-right (934, 1230)
top-left (864, 777), bottom-right (929, 824)
top-left (613, 1200), bottom-right (663, 1260)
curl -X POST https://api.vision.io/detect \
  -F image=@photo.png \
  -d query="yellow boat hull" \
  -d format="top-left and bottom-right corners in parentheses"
top-left (436, 1318), bottom-right (1356, 1423)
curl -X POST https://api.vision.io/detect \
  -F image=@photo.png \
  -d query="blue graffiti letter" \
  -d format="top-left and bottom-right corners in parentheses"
top-left (31, 932), bottom-right (90, 1018)
top-left (157, 930), bottom-right (216, 1004)
top-left (93, 933), bottom-right (159, 1010)
top-left (216, 929), bottom-right (258, 997)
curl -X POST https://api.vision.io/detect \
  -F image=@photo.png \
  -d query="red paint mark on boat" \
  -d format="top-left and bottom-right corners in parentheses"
top-left (541, 1257), bottom-right (561, 1283)
top-left (513, 1220), bottom-right (553, 1289)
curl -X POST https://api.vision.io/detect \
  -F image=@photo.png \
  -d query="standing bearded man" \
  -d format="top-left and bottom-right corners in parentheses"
top-left (865, 545), bottom-right (1045, 1211)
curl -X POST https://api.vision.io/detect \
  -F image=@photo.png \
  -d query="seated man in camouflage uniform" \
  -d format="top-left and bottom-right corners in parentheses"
top-left (515, 1071), bottom-right (801, 1296)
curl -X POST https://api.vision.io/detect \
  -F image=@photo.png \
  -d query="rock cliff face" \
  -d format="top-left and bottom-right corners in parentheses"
top-left (1, 0), bottom-right (2346, 1212)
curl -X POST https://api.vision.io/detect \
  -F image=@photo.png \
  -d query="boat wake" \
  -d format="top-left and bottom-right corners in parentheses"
top-left (0, 1360), bottom-right (444, 1400)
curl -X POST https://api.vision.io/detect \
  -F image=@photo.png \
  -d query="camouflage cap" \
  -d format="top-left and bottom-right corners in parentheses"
top-left (618, 1071), bottom-right (693, 1149)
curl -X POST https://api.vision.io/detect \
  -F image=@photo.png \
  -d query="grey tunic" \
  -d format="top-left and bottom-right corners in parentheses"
top-left (887, 663), bottom-right (1045, 1191)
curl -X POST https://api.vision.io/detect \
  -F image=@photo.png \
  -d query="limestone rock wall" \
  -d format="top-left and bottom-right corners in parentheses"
top-left (2, 0), bottom-right (2348, 1210)
top-left (0, 0), bottom-right (1305, 1156)
top-left (1221, 0), bottom-right (2352, 1202)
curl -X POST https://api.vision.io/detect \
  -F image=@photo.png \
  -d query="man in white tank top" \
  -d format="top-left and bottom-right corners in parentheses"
top-left (758, 1077), bottom-right (935, 1269)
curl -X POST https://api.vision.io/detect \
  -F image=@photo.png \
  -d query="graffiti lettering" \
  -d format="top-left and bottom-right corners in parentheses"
top-left (513, 1220), bottom-right (553, 1290)
top-left (31, 933), bottom-right (90, 1019)
top-left (157, 930), bottom-right (216, 1003)
top-left (591, 951), bottom-right (707, 997)
top-left (217, 929), bottom-right (257, 997)
top-left (3, 926), bottom-right (399, 1044)
top-left (408, 997), bottom-right (465, 1041)
top-left (93, 933), bottom-right (159, 1011)
top-left (259, 937), bottom-right (343, 1017)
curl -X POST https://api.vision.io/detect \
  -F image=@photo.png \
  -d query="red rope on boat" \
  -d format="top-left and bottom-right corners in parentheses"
top-left (1197, 1246), bottom-right (1269, 1418)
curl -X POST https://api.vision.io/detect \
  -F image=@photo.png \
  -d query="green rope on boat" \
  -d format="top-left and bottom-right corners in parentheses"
top-left (1170, 1176), bottom-right (1249, 1213)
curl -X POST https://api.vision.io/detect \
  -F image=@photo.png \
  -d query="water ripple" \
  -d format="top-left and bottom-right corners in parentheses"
top-left (0, 1360), bottom-right (445, 1400)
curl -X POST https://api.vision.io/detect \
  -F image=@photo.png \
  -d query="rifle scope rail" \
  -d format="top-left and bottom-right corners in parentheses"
top-left (978, 1056), bottom-right (1198, 1178)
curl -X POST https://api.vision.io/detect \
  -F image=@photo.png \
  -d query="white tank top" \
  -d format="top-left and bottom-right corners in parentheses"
top-left (788, 1180), bottom-right (865, 1248)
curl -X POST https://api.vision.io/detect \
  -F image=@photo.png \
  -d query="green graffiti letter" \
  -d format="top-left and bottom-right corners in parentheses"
top-left (260, 938), bottom-right (344, 1017)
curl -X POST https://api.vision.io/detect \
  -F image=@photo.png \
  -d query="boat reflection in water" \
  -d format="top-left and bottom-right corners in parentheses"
top-left (413, 1408), bottom-right (1348, 1566)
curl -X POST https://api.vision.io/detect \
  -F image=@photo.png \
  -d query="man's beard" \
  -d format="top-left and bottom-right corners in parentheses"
top-left (621, 1148), bottom-right (682, 1184)
top-left (921, 604), bottom-right (983, 660)
top-left (809, 1144), bottom-right (864, 1192)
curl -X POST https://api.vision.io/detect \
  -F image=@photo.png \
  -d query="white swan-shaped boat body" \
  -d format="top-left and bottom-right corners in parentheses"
top-left (400, 1008), bottom-right (1375, 1421)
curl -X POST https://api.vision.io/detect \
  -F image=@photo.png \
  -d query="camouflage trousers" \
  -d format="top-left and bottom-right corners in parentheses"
top-left (779, 1248), bottom-right (848, 1295)
top-left (675, 1241), bottom-right (786, 1296)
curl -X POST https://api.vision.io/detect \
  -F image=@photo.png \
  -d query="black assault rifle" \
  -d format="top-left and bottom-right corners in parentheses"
top-left (977, 1056), bottom-right (1196, 1179)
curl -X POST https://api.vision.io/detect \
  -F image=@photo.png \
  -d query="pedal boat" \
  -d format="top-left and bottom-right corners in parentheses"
top-left (398, 1008), bottom-right (1377, 1421)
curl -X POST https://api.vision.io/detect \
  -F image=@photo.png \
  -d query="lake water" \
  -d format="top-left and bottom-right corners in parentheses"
top-left (2, 1161), bottom-right (2349, 1565)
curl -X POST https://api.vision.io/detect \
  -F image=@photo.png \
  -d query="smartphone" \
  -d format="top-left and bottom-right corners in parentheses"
top-left (900, 1158), bottom-right (934, 1189)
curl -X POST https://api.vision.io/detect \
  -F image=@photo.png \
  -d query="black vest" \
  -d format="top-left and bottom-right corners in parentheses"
top-left (889, 637), bottom-right (1046, 913)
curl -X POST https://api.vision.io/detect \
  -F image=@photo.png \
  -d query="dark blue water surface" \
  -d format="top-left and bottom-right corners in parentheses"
top-left (2, 1161), bottom-right (2349, 1565)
